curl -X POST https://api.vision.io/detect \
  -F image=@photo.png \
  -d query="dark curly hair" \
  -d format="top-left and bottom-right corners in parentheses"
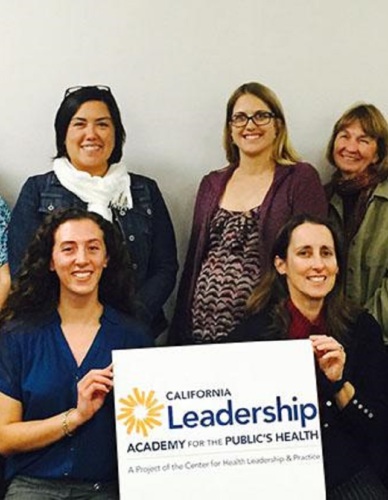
top-left (0, 208), bottom-right (134, 324)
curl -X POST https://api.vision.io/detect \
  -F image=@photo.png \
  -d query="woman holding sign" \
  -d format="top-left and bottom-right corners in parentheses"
top-left (0, 208), bottom-right (152, 499)
top-left (229, 214), bottom-right (388, 498)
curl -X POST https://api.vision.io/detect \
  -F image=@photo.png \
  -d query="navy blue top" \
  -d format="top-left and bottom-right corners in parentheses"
top-left (0, 305), bottom-right (153, 482)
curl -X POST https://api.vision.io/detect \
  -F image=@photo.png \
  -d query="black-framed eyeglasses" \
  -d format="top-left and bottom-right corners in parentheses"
top-left (64, 85), bottom-right (111, 99)
top-left (230, 111), bottom-right (276, 128)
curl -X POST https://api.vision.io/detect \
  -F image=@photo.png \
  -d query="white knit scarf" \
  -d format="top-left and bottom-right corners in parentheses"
top-left (53, 158), bottom-right (132, 222)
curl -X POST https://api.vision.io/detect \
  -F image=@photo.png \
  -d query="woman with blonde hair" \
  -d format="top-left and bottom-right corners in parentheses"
top-left (170, 81), bottom-right (327, 345)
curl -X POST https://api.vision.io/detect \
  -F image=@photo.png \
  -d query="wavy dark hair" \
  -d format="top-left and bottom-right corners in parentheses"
top-left (0, 208), bottom-right (134, 325)
top-left (247, 213), bottom-right (361, 344)
top-left (54, 85), bottom-right (126, 165)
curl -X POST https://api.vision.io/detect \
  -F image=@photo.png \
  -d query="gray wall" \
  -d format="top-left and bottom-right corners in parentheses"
top-left (1, 0), bottom-right (387, 287)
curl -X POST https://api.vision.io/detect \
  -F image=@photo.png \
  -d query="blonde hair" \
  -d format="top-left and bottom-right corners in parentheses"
top-left (223, 82), bottom-right (300, 166)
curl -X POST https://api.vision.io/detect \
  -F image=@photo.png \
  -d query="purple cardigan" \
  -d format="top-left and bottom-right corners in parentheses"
top-left (169, 162), bottom-right (328, 344)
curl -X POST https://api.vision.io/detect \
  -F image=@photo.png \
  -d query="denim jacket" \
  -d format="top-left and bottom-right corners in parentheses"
top-left (8, 171), bottom-right (178, 335)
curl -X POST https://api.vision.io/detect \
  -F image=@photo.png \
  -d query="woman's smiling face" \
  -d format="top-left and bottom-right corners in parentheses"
top-left (65, 100), bottom-right (115, 177)
top-left (275, 222), bottom-right (339, 311)
top-left (230, 93), bottom-right (277, 162)
top-left (333, 120), bottom-right (378, 179)
top-left (50, 218), bottom-right (108, 300)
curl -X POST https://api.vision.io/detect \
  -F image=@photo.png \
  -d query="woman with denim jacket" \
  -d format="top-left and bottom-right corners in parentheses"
top-left (8, 86), bottom-right (178, 337)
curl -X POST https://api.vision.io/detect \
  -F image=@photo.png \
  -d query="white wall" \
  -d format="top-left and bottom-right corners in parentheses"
top-left (1, 0), bottom-right (388, 270)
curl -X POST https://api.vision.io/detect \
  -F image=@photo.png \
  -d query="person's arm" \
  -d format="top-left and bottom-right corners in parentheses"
top-left (313, 314), bottom-right (388, 435)
top-left (8, 177), bottom-right (44, 277)
top-left (364, 281), bottom-right (388, 343)
top-left (134, 181), bottom-right (178, 323)
top-left (0, 197), bottom-right (10, 307)
top-left (0, 264), bottom-right (10, 309)
top-left (0, 365), bottom-right (113, 456)
top-left (168, 174), bottom-right (215, 344)
top-left (334, 382), bottom-right (356, 409)
top-left (290, 163), bottom-right (328, 217)
top-left (310, 333), bottom-right (351, 406)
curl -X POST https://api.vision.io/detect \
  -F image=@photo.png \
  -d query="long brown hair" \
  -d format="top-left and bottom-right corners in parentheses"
top-left (247, 214), bottom-right (360, 343)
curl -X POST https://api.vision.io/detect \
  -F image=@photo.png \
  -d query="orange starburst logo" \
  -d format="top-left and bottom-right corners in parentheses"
top-left (117, 388), bottom-right (164, 437)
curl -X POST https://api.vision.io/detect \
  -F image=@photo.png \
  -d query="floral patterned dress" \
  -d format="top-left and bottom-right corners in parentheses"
top-left (191, 206), bottom-right (262, 343)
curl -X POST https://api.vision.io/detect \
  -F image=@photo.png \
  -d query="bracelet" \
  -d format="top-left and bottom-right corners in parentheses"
top-left (331, 378), bottom-right (346, 394)
top-left (62, 408), bottom-right (76, 437)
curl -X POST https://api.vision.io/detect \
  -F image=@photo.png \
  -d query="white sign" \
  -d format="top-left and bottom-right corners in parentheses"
top-left (113, 340), bottom-right (326, 499)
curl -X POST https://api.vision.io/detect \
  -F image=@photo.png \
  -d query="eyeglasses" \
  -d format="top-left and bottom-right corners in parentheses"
top-left (64, 85), bottom-right (111, 99)
top-left (230, 111), bottom-right (276, 128)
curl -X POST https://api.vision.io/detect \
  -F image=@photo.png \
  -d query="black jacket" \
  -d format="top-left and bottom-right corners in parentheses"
top-left (229, 310), bottom-right (388, 491)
